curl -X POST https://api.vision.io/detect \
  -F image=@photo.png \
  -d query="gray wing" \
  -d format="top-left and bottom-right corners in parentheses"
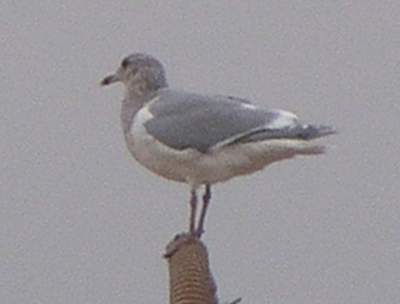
top-left (145, 89), bottom-right (333, 153)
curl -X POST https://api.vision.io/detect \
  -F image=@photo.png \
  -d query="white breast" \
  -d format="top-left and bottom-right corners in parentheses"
top-left (126, 104), bottom-right (203, 183)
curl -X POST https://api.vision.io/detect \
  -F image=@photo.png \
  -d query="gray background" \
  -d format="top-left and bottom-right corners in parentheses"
top-left (1, 1), bottom-right (399, 303)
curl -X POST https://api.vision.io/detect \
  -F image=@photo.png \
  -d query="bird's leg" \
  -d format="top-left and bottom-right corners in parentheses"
top-left (196, 184), bottom-right (211, 238)
top-left (189, 189), bottom-right (198, 235)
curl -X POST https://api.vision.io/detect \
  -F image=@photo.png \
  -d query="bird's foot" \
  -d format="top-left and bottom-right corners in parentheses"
top-left (193, 227), bottom-right (205, 238)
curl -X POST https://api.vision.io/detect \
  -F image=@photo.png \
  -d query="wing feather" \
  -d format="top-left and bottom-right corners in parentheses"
top-left (143, 89), bottom-right (333, 153)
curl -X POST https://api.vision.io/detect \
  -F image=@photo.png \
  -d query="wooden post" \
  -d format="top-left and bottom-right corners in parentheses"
top-left (164, 233), bottom-right (218, 304)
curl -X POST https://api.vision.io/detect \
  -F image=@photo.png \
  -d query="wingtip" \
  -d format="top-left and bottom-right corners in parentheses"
top-left (317, 125), bottom-right (337, 137)
top-left (296, 124), bottom-right (337, 140)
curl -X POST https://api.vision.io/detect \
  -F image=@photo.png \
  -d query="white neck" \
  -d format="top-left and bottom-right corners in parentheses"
top-left (120, 96), bottom-right (145, 134)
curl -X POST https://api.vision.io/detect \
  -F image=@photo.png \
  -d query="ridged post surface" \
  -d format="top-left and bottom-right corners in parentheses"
top-left (165, 234), bottom-right (218, 304)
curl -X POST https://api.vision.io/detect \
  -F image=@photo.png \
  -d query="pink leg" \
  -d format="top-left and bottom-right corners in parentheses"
top-left (196, 184), bottom-right (211, 238)
top-left (189, 190), bottom-right (197, 234)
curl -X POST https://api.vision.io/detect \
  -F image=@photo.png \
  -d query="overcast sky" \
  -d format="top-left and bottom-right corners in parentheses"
top-left (1, 1), bottom-right (399, 303)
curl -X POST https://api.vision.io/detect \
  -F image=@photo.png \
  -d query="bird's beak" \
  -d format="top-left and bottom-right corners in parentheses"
top-left (100, 74), bottom-right (120, 86)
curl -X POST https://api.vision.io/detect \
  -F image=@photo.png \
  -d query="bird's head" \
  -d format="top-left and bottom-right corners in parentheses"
top-left (101, 53), bottom-right (168, 98)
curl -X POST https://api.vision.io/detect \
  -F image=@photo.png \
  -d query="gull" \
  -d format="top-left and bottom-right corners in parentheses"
top-left (101, 53), bottom-right (335, 237)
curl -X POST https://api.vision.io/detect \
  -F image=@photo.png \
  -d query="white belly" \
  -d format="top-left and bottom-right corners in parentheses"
top-left (125, 131), bottom-right (322, 188)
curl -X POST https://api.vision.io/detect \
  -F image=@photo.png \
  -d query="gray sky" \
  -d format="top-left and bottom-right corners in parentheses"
top-left (1, 1), bottom-right (399, 303)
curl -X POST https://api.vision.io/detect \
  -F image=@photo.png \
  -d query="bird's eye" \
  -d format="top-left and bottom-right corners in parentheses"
top-left (121, 58), bottom-right (130, 68)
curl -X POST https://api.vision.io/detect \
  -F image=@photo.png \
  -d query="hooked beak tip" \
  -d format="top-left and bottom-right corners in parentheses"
top-left (100, 74), bottom-right (120, 86)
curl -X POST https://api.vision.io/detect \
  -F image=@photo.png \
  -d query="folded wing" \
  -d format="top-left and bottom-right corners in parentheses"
top-left (144, 89), bottom-right (335, 153)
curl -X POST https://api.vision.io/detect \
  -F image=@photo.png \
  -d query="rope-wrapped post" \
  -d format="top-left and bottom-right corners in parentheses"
top-left (164, 233), bottom-right (218, 304)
